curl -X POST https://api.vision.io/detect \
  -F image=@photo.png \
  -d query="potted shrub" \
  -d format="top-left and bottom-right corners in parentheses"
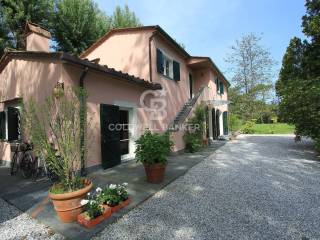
top-left (135, 130), bottom-right (173, 183)
top-left (23, 87), bottom-right (92, 222)
top-left (98, 183), bottom-right (131, 213)
top-left (77, 190), bottom-right (112, 229)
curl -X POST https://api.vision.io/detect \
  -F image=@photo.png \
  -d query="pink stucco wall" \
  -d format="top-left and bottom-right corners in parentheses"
top-left (26, 33), bottom-right (50, 52)
top-left (85, 31), bottom-right (152, 81)
top-left (0, 58), bottom-right (62, 163)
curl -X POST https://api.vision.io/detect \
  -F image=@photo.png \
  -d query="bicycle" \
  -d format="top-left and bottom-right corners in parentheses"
top-left (33, 153), bottom-right (60, 183)
top-left (10, 142), bottom-right (35, 178)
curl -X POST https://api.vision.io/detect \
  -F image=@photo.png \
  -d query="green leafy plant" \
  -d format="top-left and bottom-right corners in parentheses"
top-left (81, 192), bottom-right (103, 219)
top-left (184, 105), bottom-right (206, 153)
top-left (23, 87), bottom-right (89, 193)
top-left (135, 130), bottom-right (173, 165)
top-left (98, 183), bottom-right (129, 206)
top-left (184, 132), bottom-right (202, 153)
top-left (241, 120), bottom-right (255, 134)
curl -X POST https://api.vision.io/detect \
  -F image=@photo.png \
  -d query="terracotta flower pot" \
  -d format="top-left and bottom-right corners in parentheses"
top-left (77, 206), bottom-right (112, 229)
top-left (120, 198), bottom-right (131, 208)
top-left (143, 163), bottom-right (166, 183)
top-left (102, 197), bottom-right (131, 214)
top-left (49, 179), bottom-right (93, 223)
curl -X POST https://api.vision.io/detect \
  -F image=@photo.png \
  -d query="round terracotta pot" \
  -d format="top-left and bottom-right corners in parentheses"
top-left (143, 163), bottom-right (166, 183)
top-left (48, 179), bottom-right (92, 223)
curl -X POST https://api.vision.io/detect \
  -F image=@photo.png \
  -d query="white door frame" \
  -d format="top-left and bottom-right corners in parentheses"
top-left (114, 100), bottom-right (137, 161)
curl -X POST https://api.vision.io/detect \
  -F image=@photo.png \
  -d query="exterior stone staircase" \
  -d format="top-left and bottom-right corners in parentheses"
top-left (169, 86), bottom-right (205, 131)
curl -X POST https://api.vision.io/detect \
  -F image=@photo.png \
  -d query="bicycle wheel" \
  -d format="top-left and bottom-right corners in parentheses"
top-left (21, 152), bottom-right (33, 179)
top-left (10, 152), bottom-right (19, 175)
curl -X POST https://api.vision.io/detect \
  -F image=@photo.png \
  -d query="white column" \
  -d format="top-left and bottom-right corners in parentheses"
top-left (219, 111), bottom-right (223, 136)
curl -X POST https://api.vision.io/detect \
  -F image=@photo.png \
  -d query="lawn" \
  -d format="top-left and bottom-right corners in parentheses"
top-left (248, 123), bottom-right (295, 134)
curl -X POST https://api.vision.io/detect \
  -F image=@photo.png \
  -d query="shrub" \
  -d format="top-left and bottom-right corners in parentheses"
top-left (228, 113), bottom-right (242, 132)
top-left (23, 87), bottom-right (88, 192)
top-left (241, 120), bottom-right (255, 134)
top-left (184, 105), bottom-right (206, 153)
top-left (135, 130), bottom-right (173, 165)
top-left (184, 132), bottom-right (202, 153)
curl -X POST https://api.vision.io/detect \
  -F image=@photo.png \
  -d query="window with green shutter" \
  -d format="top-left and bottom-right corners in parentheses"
top-left (173, 61), bottom-right (180, 81)
top-left (220, 81), bottom-right (224, 94)
top-left (156, 48), bottom-right (164, 74)
top-left (215, 77), bottom-right (219, 94)
top-left (0, 111), bottom-right (5, 140)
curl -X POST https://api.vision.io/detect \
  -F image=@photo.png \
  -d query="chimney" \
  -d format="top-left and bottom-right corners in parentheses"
top-left (24, 22), bottom-right (51, 52)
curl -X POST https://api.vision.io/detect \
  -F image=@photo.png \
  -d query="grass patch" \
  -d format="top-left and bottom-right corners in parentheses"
top-left (242, 123), bottom-right (295, 134)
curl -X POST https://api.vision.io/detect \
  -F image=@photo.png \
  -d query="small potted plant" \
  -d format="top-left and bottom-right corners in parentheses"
top-left (117, 183), bottom-right (131, 208)
top-left (77, 190), bottom-right (112, 229)
top-left (98, 183), bottom-right (131, 213)
top-left (135, 130), bottom-right (173, 183)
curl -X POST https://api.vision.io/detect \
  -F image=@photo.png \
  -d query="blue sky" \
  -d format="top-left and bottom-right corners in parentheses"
top-left (95, 0), bottom-right (306, 80)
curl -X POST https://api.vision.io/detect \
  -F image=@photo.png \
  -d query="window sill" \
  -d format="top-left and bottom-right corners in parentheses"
top-left (159, 73), bottom-right (177, 82)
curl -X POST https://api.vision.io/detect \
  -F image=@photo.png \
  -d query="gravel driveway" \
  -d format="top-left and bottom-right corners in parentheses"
top-left (0, 198), bottom-right (63, 240)
top-left (94, 135), bottom-right (320, 240)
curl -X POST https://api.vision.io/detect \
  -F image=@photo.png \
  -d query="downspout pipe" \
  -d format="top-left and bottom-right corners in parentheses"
top-left (79, 67), bottom-right (89, 176)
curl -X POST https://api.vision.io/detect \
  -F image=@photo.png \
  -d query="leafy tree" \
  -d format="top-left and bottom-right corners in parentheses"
top-left (53, 0), bottom-right (110, 55)
top-left (225, 33), bottom-right (276, 121)
top-left (226, 33), bottom-right (275, 95)
top-left (0, 0), bottom-right (54, 54)
top-left (110, 4), bottom-right (142, 29)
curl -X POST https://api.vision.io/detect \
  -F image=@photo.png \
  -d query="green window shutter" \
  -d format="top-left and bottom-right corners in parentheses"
top-left (223, 111), bottom-right (228, 135)
top-left (156, 48), bottom-right (164, 74)
top-left (7, 107), bottom-right (20, 142)
top-left (0, 111), bottom-right (5, 140)
top-left (173, 60), bottom-right (180, 81)
top-left (216, 77), bottom-right (219, 93)
top-left (220, 81), bottom-right (224, 94)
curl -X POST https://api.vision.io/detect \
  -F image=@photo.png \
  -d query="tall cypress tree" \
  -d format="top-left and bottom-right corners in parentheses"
top-left (276, 0), bottom-right (320, 151)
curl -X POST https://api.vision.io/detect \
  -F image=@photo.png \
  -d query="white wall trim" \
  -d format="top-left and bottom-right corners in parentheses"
top-left (113, 100), bottom-right (138, 161)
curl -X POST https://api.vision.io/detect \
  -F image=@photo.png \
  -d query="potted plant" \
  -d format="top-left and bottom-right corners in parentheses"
top-left (77, 190), bottom-right (112, 229)
top-left (135, 130), bottom-right (173, 183)
top-left (98, 183), bottom-right (131, 213)
top-left (23, 87), bottom-right (92, 222)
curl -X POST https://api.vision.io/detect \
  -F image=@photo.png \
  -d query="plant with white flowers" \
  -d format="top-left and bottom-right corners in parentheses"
top-left (98, 183), bottom-right (129, 206)
top-left (81, 191), bottom-right (103, 220)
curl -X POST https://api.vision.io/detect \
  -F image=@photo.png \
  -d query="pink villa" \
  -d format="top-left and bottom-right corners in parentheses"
top-left (0, 23), bottom-right (230, 171)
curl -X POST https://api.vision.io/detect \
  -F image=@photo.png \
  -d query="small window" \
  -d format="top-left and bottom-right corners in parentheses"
top-left (163, 55), bottom-right (173, 79)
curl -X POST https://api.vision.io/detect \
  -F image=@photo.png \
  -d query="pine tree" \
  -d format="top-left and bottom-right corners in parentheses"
top-left (53, 0), bottom-right (110, 55)
top-left (110, 4), bottom-right (142, 29)
top-left (0, 0), bottom-right (54, 54)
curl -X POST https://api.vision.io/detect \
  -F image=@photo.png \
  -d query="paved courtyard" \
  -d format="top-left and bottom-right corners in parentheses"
top-left (1, 135), bottom-right (319, 239)
top-left (95, 135), bottom-right (320, 240)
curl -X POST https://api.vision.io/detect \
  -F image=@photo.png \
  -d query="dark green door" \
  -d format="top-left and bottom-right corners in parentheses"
top-left (100, 104), bottom-right (121, 169)
top-left (7, 107), bottom-right (21, 142)
top-left (215, 109), bottom-right (220, 138)
top-left (223, 111), bottom-right (228, 135)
